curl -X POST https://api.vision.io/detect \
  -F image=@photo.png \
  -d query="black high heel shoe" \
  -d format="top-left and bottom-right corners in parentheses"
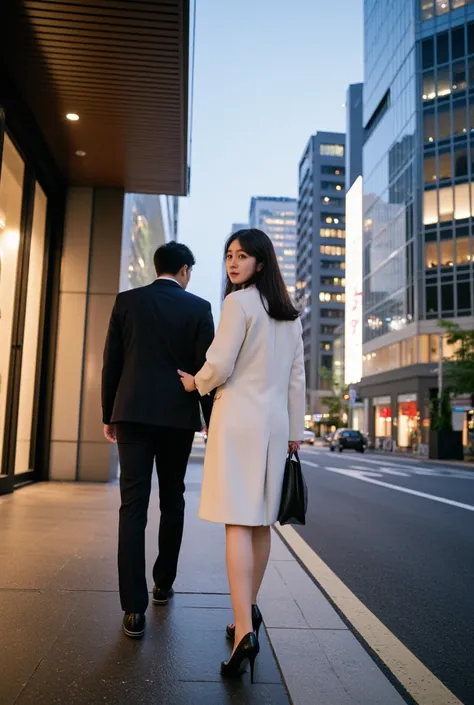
top-left (221, 632), bottom-right (260, 683)
top-left (226, 604), bottom-right (263, 641)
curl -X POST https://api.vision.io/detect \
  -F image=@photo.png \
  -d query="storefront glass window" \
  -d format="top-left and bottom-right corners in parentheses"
top-left (14, 183), bottom-right (47, 475)
top-left (0, 135), bottom-right (25, 471)
top-left (398, 396), bottom-right (419, 449)
top-left (375, 405), bottom-right (392, 441)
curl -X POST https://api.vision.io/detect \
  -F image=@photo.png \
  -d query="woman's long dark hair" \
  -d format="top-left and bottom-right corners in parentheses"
top-left (224, 228), bottom-right (299, 322)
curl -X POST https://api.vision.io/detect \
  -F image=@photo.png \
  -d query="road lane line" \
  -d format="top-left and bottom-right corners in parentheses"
top-left (275, 524), bottom-right (464, 705)
top-left (302, 459), bottom-right (474, 512)
top-left (351, 465), bottom-right (409, 477)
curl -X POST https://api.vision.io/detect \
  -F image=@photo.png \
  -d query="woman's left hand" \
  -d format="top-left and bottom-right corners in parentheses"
top-left (288, 441), bottom-right (301, 454)
top-left (178, 369), bottom-right (197, 392)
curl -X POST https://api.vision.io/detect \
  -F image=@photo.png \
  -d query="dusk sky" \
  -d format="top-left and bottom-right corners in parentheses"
top-left (180, 0), bottom-right (364, 317)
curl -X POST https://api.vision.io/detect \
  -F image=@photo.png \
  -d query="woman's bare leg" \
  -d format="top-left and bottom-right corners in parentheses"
top-left (225, 524), bottom-right (254, 652)
top-left (251, 525), bottom-right (271, 603)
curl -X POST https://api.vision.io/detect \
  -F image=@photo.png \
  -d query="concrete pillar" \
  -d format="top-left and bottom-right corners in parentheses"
top-left (50, 187), bottom-right (124, 482)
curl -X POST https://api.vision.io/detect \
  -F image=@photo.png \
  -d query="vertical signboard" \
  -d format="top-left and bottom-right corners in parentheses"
top-left (344, 176), bottom-right (363, 385)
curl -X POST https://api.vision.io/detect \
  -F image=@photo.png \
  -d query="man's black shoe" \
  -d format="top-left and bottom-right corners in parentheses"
top-left (123, 613), bottom-right (146, 638)
top-left (153, 586), bottom-right (175, 605)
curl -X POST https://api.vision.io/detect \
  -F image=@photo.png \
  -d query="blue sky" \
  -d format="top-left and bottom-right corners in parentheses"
top-left (180, 0), bottom-right (363, 317)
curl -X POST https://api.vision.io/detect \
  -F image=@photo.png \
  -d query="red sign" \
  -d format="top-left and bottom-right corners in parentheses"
top-left (399, 401), bottom-right (417, 417)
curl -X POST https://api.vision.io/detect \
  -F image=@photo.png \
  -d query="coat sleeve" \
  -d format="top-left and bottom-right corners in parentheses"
top-left (288, 332), bottom-right (306, 441)
top-left (195, 302), bottom-right (216, 427)
top-left (195, 294), bottom-right (247, 397)
top-left (101, 296), bottom-right (124, 424)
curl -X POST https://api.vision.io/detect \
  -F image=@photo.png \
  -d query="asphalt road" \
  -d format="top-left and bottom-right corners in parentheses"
top-left (297, 445), bottom-right (474, 705)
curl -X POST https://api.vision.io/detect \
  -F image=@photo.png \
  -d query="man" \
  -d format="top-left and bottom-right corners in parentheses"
top-left (102, 242), bottom-right (214, 638)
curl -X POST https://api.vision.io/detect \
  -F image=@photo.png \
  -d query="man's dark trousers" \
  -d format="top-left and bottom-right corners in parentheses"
top-left (116, 422), bottom-right (195, 614)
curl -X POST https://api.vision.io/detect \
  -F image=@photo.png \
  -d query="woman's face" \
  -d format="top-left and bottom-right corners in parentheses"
top-left (226, 239), bottom-right (260, 286)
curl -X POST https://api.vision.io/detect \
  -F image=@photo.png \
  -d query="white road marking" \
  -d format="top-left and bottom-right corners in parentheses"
top-left (301, 459), bottom-right (474, 512)
top-left (276, 524), bottom-right (464, 705)
top-left (351, 465), bottom-right (409, 477)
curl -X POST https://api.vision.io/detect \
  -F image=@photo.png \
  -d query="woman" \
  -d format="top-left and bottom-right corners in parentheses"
top-left (178, 228), bottom-right (305, 682)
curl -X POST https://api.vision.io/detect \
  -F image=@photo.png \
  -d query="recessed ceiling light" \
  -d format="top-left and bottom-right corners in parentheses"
top-left (66, 113), bottom-right (80, 121)
top-left (75, 150), bottom-right (87, 157)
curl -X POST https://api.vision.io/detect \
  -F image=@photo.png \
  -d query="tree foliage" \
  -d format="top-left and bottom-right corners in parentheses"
top-left (440, 321), bottom-right (474, 397)
top-left (319, 367), bottom-right (349, 427)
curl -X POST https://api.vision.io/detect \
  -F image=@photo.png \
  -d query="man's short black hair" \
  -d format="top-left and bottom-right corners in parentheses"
top-left (153, 242), bottom-right (196, 276)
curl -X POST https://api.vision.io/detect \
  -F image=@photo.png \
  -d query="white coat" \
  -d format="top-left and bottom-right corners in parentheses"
top-left (195, 286), bottom-right (305, 526)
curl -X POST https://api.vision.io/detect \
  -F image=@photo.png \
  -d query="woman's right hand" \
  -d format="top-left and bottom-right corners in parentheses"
top-left (288, 441), bottom-right (300, 454)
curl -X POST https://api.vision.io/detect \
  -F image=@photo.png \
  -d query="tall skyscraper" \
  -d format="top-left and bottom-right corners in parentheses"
top-left (249, 197), bottom-right (297, 297)
top-left (358, 0), bottom-right (474, 451)
top-left (296, 132), bottom-right (346, 420)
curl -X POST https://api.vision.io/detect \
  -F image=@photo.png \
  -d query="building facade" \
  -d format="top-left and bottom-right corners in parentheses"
top-left (0, 1), bottom-right (192, 495)
top-left (359, 0), bottom-right (474, 451)
top-left (296, 132), bottom-right (346, 421)
top-left (249, 197), bottom-right (297, 297)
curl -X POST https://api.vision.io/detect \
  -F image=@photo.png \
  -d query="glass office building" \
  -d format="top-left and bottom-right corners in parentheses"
top-left (359, 0), bottom-right (474, 450)
top-left (296, 132), bottom-right (346, 420)
top-left (249, 197), bottom-right (297, 296)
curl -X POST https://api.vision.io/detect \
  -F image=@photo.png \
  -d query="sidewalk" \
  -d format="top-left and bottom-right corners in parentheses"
top-left (0, 449), bottom-right (406, 705)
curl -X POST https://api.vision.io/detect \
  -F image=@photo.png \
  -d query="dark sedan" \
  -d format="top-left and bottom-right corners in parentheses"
top-left (330, 429), bottom-right (366, 453)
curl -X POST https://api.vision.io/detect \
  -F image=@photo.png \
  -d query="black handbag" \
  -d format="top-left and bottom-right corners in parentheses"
top-left (277, 451), bottom-right (308, 525)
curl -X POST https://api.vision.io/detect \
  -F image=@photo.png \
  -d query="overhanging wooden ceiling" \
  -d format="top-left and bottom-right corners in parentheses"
top-left (1, 0), bottom-right (191, 195)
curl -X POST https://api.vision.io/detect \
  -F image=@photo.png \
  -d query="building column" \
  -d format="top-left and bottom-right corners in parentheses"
top-left (50, 187), bottom-right (124, 482)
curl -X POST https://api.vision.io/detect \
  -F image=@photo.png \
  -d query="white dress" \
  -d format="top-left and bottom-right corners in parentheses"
top-left (195, 287), bottom-right (305, 526)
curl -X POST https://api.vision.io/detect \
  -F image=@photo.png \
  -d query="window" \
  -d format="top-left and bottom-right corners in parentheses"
top-left (437, 32), bottom-right (449, 64)
top-left (424, 110), bottom-right (435, 143)
top-left (425, 241), bottom-right (438, 268)
top-left (421, 0), bottom-right (434, 20)
top-left (321, 181), bottom-right (344, 192)
top-left (456, 236), bottom-right (472, 266)
top-left (320, 144), bottom-right (344, 158)
top-left (321, 259), bottom-right (346, 270)
top-left (320, 245), bottom-right (345, 256)
top-left (320, 325), bottom-right (336, 334)
top-left (323, 214), bottom-right (345, 225)
top-left (320, 276), bottom-right (345, 286)
top-left (458, 281), bottom-right (471, 311)
top-left (320, 228), bottom-right (345, 239)
top-left (321, 196), bottom-right (344, 207)
top-left (320, 308), bottom-right (344, 319)
top-left (321, 166), bottom-right (345, 176)
top-left (320, 355), bottom-right (333, 371)
top-left (0, 135), bottom-right (25, 468)
top-left (320, 342), bottom-right (332, 351)
top-left (424, 184), bottom-right (474, 224)
top-left (319, 292), bottom-right (345, 303)
top-left (422, 38), bottom-right (434, 69)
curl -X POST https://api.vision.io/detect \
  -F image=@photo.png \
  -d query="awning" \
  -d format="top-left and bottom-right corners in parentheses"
top-left (0, 0), bottom-right (191, 195)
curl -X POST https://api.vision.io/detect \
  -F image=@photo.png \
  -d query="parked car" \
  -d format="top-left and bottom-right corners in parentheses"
top-left (330, 429), bottom-right (366, 453)
top-left (303, 429), bottom-right (315, 445)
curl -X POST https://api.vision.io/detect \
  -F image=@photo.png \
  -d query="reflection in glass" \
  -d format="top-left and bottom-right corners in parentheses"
top-left (438, 151), bottom-right (452, 180)
top-left (439, 186), bottom-right (454, 221)
top-left (423, 71), bottom-right (435, 100)
top-left (436, 1), bottom-right (450, 16)
top-left (440, 239), bottom-right (454, 266)
top-left (0, 135), bottom-right (25, 472)
top-left (425, 241), bottom-right (438, 268)
top-left (456, 236), bottom-right (472, 265)
top-left (452, 61), bottom-right (467, 93)
top-left (437, 66), bottom-right (450, 98)
top-left (14, 184), bottom-right (47, 475)
top-left (452, 101), bottom-right (467, 136)
top-left (421, 0), bottom-right (435, 20)
top-left (438, 104), bottom-right (451, 139)
top-left (424, 110), bottom-right (435, 142)
top-left (424, 155), bottom-right (437, 182)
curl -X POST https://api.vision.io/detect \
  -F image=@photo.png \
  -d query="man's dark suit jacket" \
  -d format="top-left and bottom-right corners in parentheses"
top-left (101, 279), bottom-right (215, 431)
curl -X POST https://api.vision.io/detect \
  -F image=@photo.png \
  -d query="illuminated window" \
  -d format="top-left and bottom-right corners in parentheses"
top-left (320, 245), bottom-right (345, 256)
top-left (320, 228), bottom-right (345, 239)
top-left (320, 144), bottom-right (344, 158)
top-left (319, 292), bottom-right (345, 303)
